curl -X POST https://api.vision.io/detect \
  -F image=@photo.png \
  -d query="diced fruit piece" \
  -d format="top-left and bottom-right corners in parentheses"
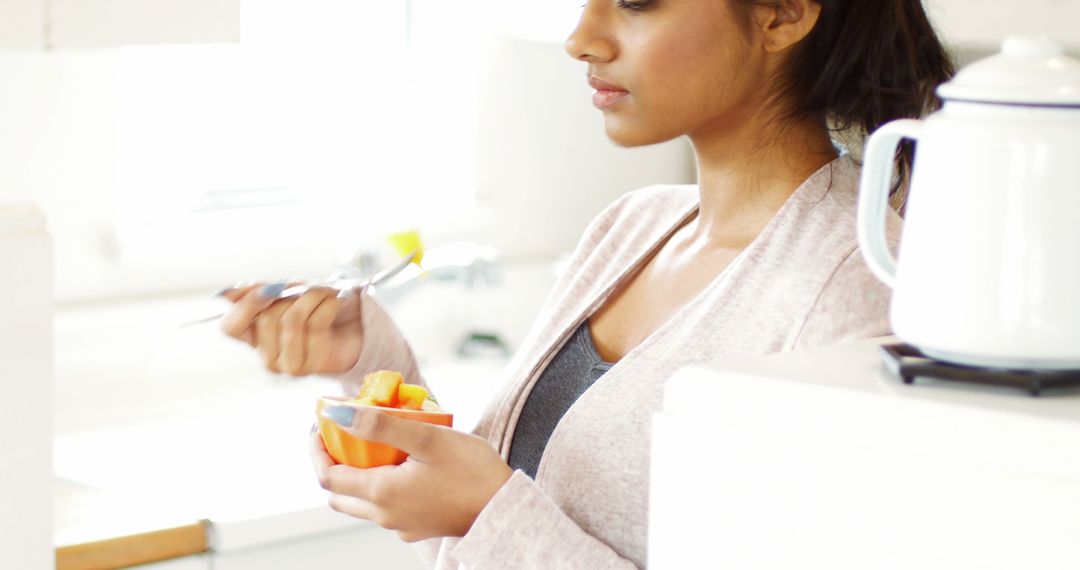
top-left (386, 230), bottom-right (425, 266)
top-left (346, 369), bottom-right (447, 413)
top-left (352, 370), bottom-right (403, 408)
top-left (397, 383), bottom-right (432, 410)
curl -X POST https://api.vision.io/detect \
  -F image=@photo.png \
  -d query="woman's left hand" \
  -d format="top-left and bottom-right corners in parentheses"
top-left (311, 406), bottom-right (513, 542)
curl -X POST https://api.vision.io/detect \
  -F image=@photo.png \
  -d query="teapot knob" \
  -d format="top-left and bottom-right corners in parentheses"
top-left (1001, 36), bottom-right (1065, 58)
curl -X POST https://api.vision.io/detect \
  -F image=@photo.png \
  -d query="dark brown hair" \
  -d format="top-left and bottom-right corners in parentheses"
top-left (733, 0), bottom-right (956, 206)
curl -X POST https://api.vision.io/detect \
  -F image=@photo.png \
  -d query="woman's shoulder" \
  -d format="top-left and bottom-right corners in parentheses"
top-left (582, 183), bottom-right (699, 241)
top-left (767, 155), bottom-right (903, 348)
top-left (794, 154), bottom-right (863, 214)
top-left (549, 184), bottom-right (699, 312)
top-left (782, 154), bottom-right (903, 250)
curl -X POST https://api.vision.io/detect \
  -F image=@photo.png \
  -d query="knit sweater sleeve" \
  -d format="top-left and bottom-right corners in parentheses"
top-left (449, 471), bottom-right (641, 569)
top-left (793, 245), bottom-right (894, 350)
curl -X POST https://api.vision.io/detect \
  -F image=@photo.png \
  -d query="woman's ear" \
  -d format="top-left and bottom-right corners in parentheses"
top-left (751, 0), bottom-right (822, 53)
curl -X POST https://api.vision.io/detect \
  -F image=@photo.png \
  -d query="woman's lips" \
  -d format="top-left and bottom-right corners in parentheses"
top-left (592, 89), bottom-right (629, 108)
top-left (588, 76), bottom-right (629, 109)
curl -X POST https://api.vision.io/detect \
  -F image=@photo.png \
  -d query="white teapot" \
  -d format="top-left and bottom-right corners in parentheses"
top-left (858, 37), bottom-right (1080, 370)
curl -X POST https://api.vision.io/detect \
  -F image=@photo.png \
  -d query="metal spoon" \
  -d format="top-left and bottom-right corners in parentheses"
top-left (179, 251), bottom-right (417, 328)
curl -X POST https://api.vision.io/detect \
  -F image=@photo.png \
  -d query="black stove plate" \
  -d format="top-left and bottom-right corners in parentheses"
top-left (880, 343), bottom-right (1080, 397)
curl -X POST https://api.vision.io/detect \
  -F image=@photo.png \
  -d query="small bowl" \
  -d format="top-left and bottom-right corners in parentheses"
top-left (315, 396), bottom-right (454, 468)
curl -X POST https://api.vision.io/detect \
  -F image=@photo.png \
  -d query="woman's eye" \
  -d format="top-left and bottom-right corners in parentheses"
top-left (615, 0), bottom-right (655, 11)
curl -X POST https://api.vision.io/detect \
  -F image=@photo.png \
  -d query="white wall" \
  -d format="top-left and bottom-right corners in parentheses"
top-left (0, 34), bottom-right (693, 303)
top-left (926, 0), bottom-right (1080, 48)
top-left (0, 50), bottom-right (351, 302)
top-left (470, 35), bottom-right (694, 258)
top-left (0, 52), bottom-right (128, 301)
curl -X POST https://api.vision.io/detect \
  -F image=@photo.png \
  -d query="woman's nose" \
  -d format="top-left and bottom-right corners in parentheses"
top-left (564, 2), bottom-right (615, 62)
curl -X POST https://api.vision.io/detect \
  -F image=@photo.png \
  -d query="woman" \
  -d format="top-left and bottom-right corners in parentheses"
top-left (222, 0), bottom-right (953, 567)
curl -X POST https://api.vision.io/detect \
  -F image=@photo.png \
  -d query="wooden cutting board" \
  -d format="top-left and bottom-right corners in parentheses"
top-left (55, 522), bottom-right (209, 570)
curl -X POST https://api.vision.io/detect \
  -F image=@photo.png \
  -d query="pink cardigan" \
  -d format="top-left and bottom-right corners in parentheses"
top-left (340, 155), bottom-right (902, 568)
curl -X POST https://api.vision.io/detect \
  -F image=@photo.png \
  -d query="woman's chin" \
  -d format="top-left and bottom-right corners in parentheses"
top-left (602, 118), bottom-right (678, 148)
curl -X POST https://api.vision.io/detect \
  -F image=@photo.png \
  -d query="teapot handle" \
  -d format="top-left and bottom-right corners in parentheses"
top-left (857, 119), bottom-right (923, 288)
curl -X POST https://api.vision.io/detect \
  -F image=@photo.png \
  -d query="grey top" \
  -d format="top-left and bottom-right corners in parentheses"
top-left (339, 155), bottom-right (903, 568)
top-left (507, 320), bottom-right (614, 479)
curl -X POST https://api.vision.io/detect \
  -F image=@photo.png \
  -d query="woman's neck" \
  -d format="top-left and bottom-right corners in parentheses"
top-left (687, 111), bottom-right (838, 248)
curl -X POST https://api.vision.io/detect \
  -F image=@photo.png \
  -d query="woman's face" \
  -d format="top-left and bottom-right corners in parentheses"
top-left (566, 0), bottom-right (771, 147)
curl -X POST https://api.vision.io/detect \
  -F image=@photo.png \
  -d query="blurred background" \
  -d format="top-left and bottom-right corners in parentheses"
top-left (1, 1), bottom-right (694, 568)
top-left (0, 0), bottom-right (692, 303)
top-left (1, 0), bottom-right (1077, 568)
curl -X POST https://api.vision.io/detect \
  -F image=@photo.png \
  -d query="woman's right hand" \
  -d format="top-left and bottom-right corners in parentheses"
top-left (220, 284), bottom-right (365, 376)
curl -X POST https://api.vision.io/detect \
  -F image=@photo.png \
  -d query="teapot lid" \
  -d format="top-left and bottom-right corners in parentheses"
top-left (937, 37), bottom-right (1080, 106)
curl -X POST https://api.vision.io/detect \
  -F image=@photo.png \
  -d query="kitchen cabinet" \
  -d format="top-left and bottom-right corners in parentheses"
top-left (0, 0), bottom-right (240, 50)
top-left (131, 554), bottom-right (209, 570)
top-left (56, 524), bottom-right (423, 570)
top-left (650, 338), bottom-right (1080, 569)
top-left (926, 0), bottom-right (1080, 47)
top-left (212, 526), bottom-right (425, 570)
top-left (0, 204), bottom-right (53, 569)
top-left (0, 0), bottom-right (44, 48)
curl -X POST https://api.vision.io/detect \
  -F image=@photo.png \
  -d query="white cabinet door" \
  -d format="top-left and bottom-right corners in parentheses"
top-left (0, 204), bottom-right (53, 570)
top-left (0, 0), bottom-right (44, 49)
top-left (926, 0), bottom-right (1080, 46)
top-left (213, 526), bottom-right (426, 570)
top-left (130, 554), bottom-right (209, 570)
top-left (48, 0), bottom-right (241, 48)
top-left (0, 0), bottom-right (241, 50)
top-left (651, 353), bottom-right (1080, 570)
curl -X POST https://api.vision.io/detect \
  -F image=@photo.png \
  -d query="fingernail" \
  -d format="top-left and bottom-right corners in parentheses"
top-left (258, 282), bottom-right (288, 299)
top-left (215, 281), bottom-right (254, 298)
top-left (321, 405), bottom-right (356, 427)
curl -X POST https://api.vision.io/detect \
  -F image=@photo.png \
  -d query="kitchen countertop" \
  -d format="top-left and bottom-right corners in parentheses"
top-left (48, 261), bottom-right (547, 568)
top-left (651, 337), bottom-right (1080, 568)
top-left (52, 383), bottom-right (467, 569)
top-left (48, 284), bottom-right (515, 565)
top-left (52, 374), bottom-right (357, 569)
top-left (56, 515), bottom-right (208, 570)
top-left (667, 336), bottom-right (1080, 423)
top-left (55, 320), bottom-right (1080, 567)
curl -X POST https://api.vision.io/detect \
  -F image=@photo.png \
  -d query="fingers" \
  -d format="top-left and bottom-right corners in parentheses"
top-left (322, 463), bottom-right (381, 498)
top-left (333, 407), bottom-right (447, 462)
top-left (331, 292), bottom-right (364, 327)
top-left (310, 429), bottom-right (336, 486)
top-left (328, 491), bottom-right (433, 541)
top-left (217, 284), bottom-right (256, 303)
top-left (303, 294), bottom-right (342, 374)
top-left (255, 298), bottom-right (295, 373)
top-left (224, 282), bottom-right (348, 376)
top-left (311, 430), bottom-right (388, 524)
top-left (327, 493), bottom-right (384, 525)
top-left (278, 289), bottom-right (339, 375)
top-left (220, 285), bottom-right (273, 345)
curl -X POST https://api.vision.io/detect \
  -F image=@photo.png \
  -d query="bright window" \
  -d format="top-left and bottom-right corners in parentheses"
top-left (111, 0), bottom-right (485, 269)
